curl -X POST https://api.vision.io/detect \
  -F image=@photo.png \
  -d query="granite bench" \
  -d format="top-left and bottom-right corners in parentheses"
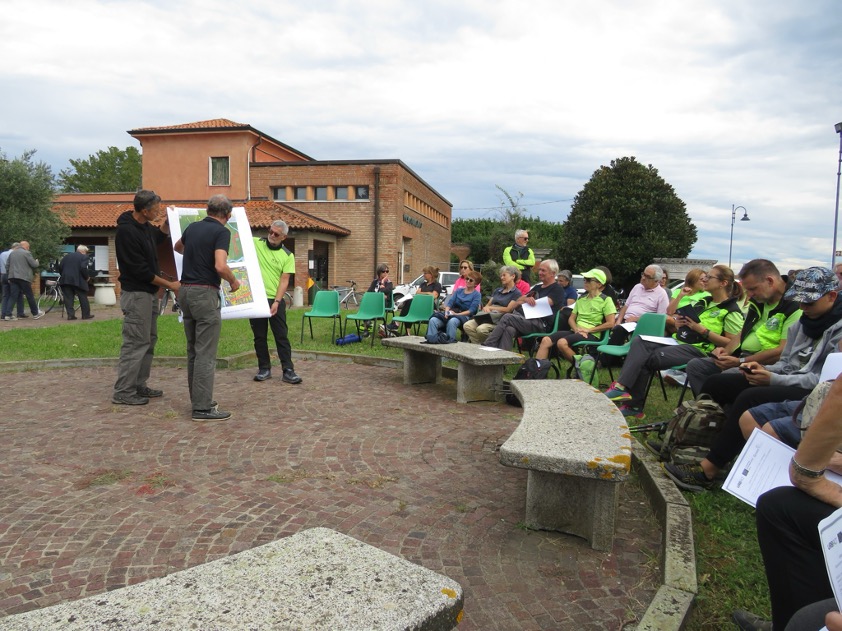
top-left (381, 335), bottom-right (523, 403)
top-left (499, 380), bottom-right (632, 551)
top-left (2, 527), bottom-right (464, 631)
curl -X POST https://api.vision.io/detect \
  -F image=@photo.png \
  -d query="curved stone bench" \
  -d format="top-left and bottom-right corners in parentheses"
top-left (500, 380), bottom-right (632, 551)
top-left (2, 528), bottom-right (464, 631)
top-left (381, 336), bottom-right (523, 403)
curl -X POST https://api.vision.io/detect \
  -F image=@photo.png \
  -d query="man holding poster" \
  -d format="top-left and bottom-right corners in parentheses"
top-left (174, 195), bottom-right (240, 421)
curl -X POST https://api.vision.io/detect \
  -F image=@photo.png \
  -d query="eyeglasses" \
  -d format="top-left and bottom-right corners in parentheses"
top-left (584, 278), bottom-right (596, 283)
top-left (465, 279), bottom-right (476, 284)
top-left (641, 273), bottom-right (656, 280)
top-left (380, 270), bottom-right (389, 274)
top-left (707, 275), bottom-right (723, 282)
top-left (268, 230), bottom-right (283, 237)
top-left (521, 237), bottom-right (529, 241)
top-left (460, 266), bottom-right (470, 269)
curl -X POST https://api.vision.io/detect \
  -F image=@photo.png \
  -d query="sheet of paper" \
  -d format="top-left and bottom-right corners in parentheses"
top-left (621, 322), bottom-right (637, 332)
top-left (723, 428), bottom-right (842, 507)
top-left (819, 506), bottom-right (842, 617)
top-left (167, 206), bottom-right (270, 320)
top-left (820, 353), bottom-right (842, 382)
top-left (522, 296), bottom-right (553, 320)
top-left (478, 346), bottom-right (503, 352)
top-left (639, 335), bottom-right (678, 345)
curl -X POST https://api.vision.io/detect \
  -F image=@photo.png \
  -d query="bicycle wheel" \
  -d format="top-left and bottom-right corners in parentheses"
top-left (38, 287), bottom-right (60, 314)
top-left (283, 292), bottom-right (293, 309)
top-left (159, 290), bottom-right (170, 316)
top-left (351, 292), bottom-right (365, 307)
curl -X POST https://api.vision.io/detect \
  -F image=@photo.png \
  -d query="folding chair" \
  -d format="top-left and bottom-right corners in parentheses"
top-left (391, 294), bottom-right (434, 335)
top-left (517, 309), bottom-right (564, 356)
top-left (597, 313), bottom-right (667, 382)
top-left (301, 290), bottom-right (342, 343)
top-left (345, 292), bottom-right (386, 347)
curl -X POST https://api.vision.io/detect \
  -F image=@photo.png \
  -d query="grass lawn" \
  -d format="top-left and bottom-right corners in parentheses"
top-left (0, 309), bottom-right (769, 627)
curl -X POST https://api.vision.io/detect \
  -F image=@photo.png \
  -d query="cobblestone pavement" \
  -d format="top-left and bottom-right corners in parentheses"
top-left (0, 360), bottom-right (661, 630)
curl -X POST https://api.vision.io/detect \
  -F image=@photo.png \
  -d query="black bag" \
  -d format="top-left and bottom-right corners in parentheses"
top-left (505, 358), bottom-right (551, 406)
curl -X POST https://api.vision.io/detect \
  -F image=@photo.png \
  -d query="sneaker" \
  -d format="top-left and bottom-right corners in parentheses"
top-left (81, 314), bottom-right (95, 320)
top-left (18, 314), bottom-right (29, 318)
top-left (618, 404), bottom-right (646, 421)
top-left (192, 408), bottom-right (232, 422)
top-left (731, 609), bottom-right (772, 631)
top-left (32, 311), bottom-right (45, 320)
top-left (387, 322), bottom-right (399, 331)
top-left (662, 369), bottom-right (687, 387)
top-left (254, 369), bottom-right (272, 382)
top-left (663, 462), bottom-right (716, 492)
top-left (604, 386), bottom-right (632, 402)
top-left (4, 315), bottom-right (17, 321)
top-left (112, 393), bottom-right (149, 406)
top-left (282, 368), bottom-right (302, 384)
top-left (137, 386), bottom-right (163, 398)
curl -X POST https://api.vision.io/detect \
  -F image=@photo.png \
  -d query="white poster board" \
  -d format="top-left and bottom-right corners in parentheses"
top-left (167, 206), bottom-right (270, 320)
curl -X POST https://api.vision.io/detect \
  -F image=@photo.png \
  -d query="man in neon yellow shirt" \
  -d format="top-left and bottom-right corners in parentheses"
top-left (251, 220), bottom-right (302, 385)
top-left (503, 229), bottom-right (535, 283)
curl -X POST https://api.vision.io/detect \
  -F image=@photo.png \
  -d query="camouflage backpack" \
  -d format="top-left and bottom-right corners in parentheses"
top-left (656, 395), bottom-right (726, 465)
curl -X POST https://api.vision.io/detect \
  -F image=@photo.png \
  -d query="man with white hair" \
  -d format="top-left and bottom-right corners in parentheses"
top-left (58, 245), bottom-right (94, 320)
top-left (503, 229), bottom-right (536, 283)
top-left (604, 264), bottom-right (669, 351)
top-left (1, 242), bottom-right (26, 320)
top-left (250, 220), bottom-right (301, 385)
top-left (7, 240), bottom-right (44, 319)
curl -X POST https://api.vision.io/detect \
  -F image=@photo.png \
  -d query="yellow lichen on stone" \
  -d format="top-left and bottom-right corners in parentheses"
top-left (587, 460), bottom-right (600, 469)
top-left (442, 588), bottom-right (457, 599)
top-left (608, 453), bottom-right (631, 469)
top-left (621, 432), bottom-right (632, 439)
top-left (520, 457), bottom-right (529, 464)
top-left (456, 610), bottom-right (464, 623)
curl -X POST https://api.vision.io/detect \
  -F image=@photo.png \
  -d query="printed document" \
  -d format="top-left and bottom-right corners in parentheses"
top-left (522, 297), bottom-right (553, 320)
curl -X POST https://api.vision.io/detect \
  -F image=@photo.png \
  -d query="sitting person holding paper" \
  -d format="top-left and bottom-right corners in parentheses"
top-left (390, 265), bottom-right (442, 327)
top-left (729, 377), bottom-right (842, 631)
top-left (664, 267), bottom-right (842, 492)
top-left (603, 264), bottom-right (669, 356)
top-left (534, 268), bottom-right (616, 363)
top-left (463, 266), bottom-right (521, 344)
top-left (604, 265), bottom-right (744, 420)
top-left (424, 270), bottom-right (482, 343)
top-left (481, 259), bottom-right (565, 351)
top-left (665, 268), bottom-right (709, 333)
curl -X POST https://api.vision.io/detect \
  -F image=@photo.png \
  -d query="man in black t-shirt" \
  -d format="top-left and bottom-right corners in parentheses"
top-left (482, 259), bottom-right (565, 350)
top-left (174, 195), bottom-right (240, 422)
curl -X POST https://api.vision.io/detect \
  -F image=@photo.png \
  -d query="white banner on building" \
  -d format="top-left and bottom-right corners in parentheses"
top-left (167, 206), bottom-right (270, 320)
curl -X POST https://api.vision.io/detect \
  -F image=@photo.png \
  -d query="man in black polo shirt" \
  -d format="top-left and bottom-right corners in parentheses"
top-left (174, 195), bottom-right (240, 421)
top-left (482, 259), bottom-right (566, 350)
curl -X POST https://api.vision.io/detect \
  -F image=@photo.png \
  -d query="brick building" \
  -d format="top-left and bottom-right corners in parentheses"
top-left (56, 119), bottom-right (452, 301)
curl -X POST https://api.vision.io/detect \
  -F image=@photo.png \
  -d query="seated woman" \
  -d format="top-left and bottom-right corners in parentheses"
top-left (389, 266), bottom-right (442, 331)
top-left (604, 265), bottom-right (744, 419)
top-left (363, 263), bottom-right (393, 333)
top-left (666, 268), bottom-right (709, 333)
top-left (514, 268), bottom-right (531, 296)
top-left (425, 270), bottom-right (482, 343)
top-left (451, 260), bottom-right (482, 296)
top-left (463, 265), bottom-right (522, 344)
top-left (534, 267), bottom-right (617, 364)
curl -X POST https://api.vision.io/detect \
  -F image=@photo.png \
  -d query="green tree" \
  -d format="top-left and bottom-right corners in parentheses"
top-left (57, 146), bottom-right (142, 192)
top-left (0, 149), bottom-right (70, 266)
top-left (558, 157), bottom-right (696, 290)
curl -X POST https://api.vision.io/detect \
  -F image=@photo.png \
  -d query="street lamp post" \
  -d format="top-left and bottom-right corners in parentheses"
top-left (729, 204), bottom-right (750, 268)
top-left (831, 122), bottom-right (842, 268)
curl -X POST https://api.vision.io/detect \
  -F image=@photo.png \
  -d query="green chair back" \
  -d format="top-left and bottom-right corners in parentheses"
top-left (301, 290), bottom-right (342, 343)
top-left (393, 294), bottom-right (434, 334)
top-left (345, 292), bottom-right (387, 346)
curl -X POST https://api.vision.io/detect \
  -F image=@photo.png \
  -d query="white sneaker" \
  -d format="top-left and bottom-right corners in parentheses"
top-left (5, 315), bottom-right (17, 321)
top-left (33, 311), bottom-right (45, 320)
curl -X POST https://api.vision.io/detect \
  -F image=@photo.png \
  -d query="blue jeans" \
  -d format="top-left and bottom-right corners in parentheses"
top-left (1, 274), bottom-right (25, 317)
top-left (9, 278), bottom-right (39, 316)
top-left (426, 313), bottom-right (466, 342)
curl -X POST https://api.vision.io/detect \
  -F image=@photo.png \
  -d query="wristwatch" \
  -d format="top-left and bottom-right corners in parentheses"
top-left (739, 357), bottom-right (747, 365)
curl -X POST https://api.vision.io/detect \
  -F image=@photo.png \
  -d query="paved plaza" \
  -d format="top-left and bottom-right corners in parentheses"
top-left (0, 353), bottom-right (662, 629)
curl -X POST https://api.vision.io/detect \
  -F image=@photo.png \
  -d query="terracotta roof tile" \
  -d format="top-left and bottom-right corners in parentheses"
top-left (130, 118), bottom-right (248, 133)
top-left (52, 198), bottom-right (350, 236)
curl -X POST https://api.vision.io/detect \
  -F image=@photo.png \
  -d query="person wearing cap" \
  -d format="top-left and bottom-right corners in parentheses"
top-left (481, 259), bottom-right (565, 351)
top-left (684, 259), bottom-right (801, 396)
top-left (604, 264), bottom-right (669, 351)
top-left (503, 229), bottom-right (535, 283)
top-left (664, 266), bottom-right (842, 492)
top-left (604, 264), bottom-right (745, 420)
top-left (58, 245), bottom-right (94, 320)
top-left (534, 268), bottom-right (616, 364)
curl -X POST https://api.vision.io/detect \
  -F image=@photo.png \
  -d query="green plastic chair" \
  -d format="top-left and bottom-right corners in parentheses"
top-left (301, 290), bottom-right (342, 343)
top-left (345, 292), bottom-right (386, 347)
top-left (391, 294), bottom-right (434, 335)
top-left (517, 308), bottom-right (564, 356)
top-left (597, 312), bottom-right (668, 381)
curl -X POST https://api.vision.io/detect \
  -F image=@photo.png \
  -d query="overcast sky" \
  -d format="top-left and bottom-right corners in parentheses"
top-left (2, 0), bottom-right (841, 273)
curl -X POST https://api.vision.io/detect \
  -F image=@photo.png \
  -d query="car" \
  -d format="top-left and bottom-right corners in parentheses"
top-left (391, 271), bottom-right (461, 308)
top-left (570, 274), bottom-right (585, 297)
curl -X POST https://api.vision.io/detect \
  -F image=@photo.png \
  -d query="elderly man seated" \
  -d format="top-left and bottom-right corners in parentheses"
top-left (603, 264), bottom-right (669, 356)
top-left (481, 259), bottom-right (566, 351)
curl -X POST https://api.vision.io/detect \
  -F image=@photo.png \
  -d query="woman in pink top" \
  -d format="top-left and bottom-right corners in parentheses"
top-left (451, 260), bottom-right (482, 294)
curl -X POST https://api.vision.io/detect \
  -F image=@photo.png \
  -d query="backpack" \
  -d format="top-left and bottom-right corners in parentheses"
top-left (504, 358), bottom-right (552, 406)
top-left (654, 395), bottom-right (726, 464)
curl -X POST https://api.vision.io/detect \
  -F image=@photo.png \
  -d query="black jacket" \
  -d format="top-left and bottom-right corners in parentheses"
top-left (58, 251), bottom-right (91, 291)
top-left (115, 211), bottom-right (168, 293)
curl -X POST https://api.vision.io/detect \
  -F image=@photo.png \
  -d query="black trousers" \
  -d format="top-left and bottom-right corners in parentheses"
top-left (756, 486), bottom-right (835, 630)
top-left (250, 299), bottom-right (293, 373)
top-left (702, 373), bottom-right (811, 468)
top-left (61, 284), bottom-right (91, 318)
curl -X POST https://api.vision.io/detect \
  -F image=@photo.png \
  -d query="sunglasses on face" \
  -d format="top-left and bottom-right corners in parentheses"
top-left (268, 230), bottom-right (283, 237)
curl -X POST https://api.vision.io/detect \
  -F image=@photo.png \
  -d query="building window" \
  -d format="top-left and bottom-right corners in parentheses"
top-left (210, 157), bottom-right (230, 186)
top-left (273, 187), bottom-right (288, 201)
top-left (334, 186), bottom-right (348, 200)
top-left (354, 185), bottom-right (370, 200)
top-left (314, 186), bottom-right (328, 201)
top-left (293, 186), bottom-right (307, 200)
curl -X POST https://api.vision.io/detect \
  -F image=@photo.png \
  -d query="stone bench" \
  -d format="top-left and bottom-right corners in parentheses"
top-left (499, 380), bottom-right (632, 551)
top-left (381, 335), bottom-right (523, 403)
top-left (2, 527), bottom-right (464, 631)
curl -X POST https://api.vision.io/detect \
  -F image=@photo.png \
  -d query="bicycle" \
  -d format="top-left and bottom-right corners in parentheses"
top-left (38, 276), bottom-right (78, 318)
top-left (158, 272), bottom-right (182, 316)
top-left (331, 280), bottom-right (363, 309)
